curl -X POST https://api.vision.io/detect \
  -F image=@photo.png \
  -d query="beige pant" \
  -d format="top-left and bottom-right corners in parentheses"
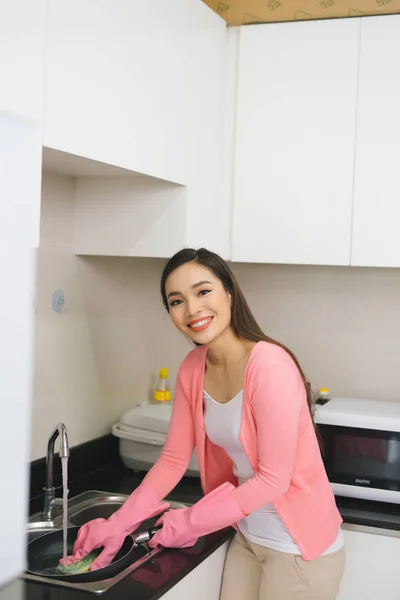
top-left (220, 530), bottom-right (345, 600)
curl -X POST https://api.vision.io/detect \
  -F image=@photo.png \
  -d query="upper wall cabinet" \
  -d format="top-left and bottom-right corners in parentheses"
top-left (44, 0), bottom-right (188, 184)
top-left (44, 0), bottom-right (222, 188)
top-left (232, 19), bottom-right (360, 266)
top-left (351, 16), bottom-right (400, 268)
top-left (44, 0), bottom-right (229, 259)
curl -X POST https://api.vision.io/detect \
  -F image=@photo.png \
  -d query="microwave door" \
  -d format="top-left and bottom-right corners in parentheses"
top-left (319, 424), bottom-right (400, 503)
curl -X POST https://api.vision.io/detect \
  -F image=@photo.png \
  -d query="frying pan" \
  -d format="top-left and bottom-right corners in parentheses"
top-left (26, 525), bottom-right (161, 583)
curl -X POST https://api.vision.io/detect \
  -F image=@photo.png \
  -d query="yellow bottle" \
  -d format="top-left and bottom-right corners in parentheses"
top-left (316, 387), bottom-right (330, 405)
top-left (153, 368), bottom-right (171, 403)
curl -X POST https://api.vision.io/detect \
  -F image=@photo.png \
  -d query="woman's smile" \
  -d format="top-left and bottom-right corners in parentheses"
top-left (187, 316), bottom-right (214, 332)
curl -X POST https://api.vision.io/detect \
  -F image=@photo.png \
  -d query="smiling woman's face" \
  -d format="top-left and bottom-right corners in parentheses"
top-left (164, 261), bottom-right (232, 345)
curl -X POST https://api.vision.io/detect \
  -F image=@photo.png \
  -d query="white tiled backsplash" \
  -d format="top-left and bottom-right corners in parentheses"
top-left (31, 172), bottom-right (400, 460)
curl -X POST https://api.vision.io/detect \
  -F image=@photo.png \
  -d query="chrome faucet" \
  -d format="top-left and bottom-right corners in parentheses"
top-left (41, 422), bottom-right (70, 521)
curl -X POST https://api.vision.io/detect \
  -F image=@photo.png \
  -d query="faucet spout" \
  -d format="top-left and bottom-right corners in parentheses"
top-left (41, 423), bottom-right (70, 520)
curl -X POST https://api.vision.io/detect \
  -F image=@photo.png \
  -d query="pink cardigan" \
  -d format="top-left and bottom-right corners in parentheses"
top-left (144, 341), bottom-right (342, 560)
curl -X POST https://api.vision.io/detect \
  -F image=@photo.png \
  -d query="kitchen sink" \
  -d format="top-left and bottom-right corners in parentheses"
top-left (27, 490), bottom-right (190, 533)
top-left (69, 497), bottom-right (129, 525)
top-left (67, 491), bottom-right (189, 529)
top-left (24, 490), bottom-right (191, 593)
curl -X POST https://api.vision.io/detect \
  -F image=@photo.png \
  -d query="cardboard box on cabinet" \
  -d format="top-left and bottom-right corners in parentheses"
top-left (203, 0), bottom-right (400, 26)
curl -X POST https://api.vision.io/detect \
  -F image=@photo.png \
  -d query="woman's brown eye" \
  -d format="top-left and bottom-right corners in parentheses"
top-left (170, 299), bottom-right (182, 307)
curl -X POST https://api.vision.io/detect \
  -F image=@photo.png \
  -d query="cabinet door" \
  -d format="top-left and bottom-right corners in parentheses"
top-left (338, 527), bottom-right (400, 600)
top-left (351, 15), bottom-right (400, 268)
top-left (44, 0), bottom-right (225, 188)
top-left (0, 0), bottom-right (45, 587)
top-left (44, 0), bottom-right (191, 184)
top-left (232, 19), bottom-right (359, 265)
top-left (160, 541), bottom-right (229, 600)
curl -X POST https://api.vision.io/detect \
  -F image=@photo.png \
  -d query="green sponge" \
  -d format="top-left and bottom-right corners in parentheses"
top-left (56, 550), bottom-right (101, 575)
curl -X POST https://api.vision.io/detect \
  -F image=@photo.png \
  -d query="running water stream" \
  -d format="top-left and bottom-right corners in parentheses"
top-left (61, 456), bottom-right (69, 560)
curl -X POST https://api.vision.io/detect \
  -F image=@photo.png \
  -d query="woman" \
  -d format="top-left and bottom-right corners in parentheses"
top-left (65, 248), bottom-right (345, 599)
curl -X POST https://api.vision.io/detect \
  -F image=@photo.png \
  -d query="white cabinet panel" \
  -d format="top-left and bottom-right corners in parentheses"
top-left (0, 0), bottom-right (46, 248)
top-left (160, 541), bottom-right (229, 600)
top-left (0, 0), bottom-right (46, 586)
top-left (181, 9), bottom-right (229, 258)
top-left (338, 526), bottom-right (400, 600)
top-left (73, 176), bottom-right (187, 258)
top-left (233, 19), bottom-right (359, 266)
top-left (44, 0), bottom-right (226, 197)
top-left (44, 0), bottom-right (189, 184)
top-left (351, 15), bottom-right (400, 268)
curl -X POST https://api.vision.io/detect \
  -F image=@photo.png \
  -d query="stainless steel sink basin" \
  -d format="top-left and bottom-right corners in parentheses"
top-left (69, 497), bottom-right (128, 525)
top-left (28, 490), bottom-right (190, 534)
top-left (24, 490), bottom-right (191, 593)
top-left (66, 491), bottom-right (189, 529)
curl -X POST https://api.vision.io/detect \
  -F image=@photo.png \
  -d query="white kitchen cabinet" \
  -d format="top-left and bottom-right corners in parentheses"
top-left (44, 0), bottom-right (188, 185)
top-left (338, 524), bottom-right (400, 600)
top-left (160, 541), bottom-right (229, 600)
top-left (232, 19), bottom-right (360, 266)
top-left (351, 15), bottom-right (400, 268)
top-left (44, 0), bottom-right (229, 259)
top-left (0, 0), bottom-right (46, 588)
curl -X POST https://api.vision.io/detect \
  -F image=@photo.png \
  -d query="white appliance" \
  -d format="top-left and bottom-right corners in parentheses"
top-left (315, 396), bottom-right (400, 504)
top-left (112, 404), bottom-right (200, 477)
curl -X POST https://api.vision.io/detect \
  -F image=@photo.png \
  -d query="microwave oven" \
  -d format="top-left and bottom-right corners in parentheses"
top-left (315, 396), bottom-right (400, 504)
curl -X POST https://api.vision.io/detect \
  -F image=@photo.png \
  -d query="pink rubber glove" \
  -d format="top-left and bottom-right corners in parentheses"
top-left (60, 483), bottom-right (169, 571)
top-left (148, 482), bottom-right (245, 549)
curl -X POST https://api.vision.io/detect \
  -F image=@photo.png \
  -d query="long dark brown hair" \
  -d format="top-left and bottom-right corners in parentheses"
top-left (161, 248), bottom-right (318, 432)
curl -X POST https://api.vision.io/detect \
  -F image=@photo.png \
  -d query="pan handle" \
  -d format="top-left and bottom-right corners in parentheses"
top-left (133, 525), bottom-right (162, 545)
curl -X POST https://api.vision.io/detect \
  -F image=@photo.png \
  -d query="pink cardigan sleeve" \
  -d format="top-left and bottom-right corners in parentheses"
top-left (142, 366), bottom-right (196, 500)
top-left (233, 360), bottom-right (304, 515)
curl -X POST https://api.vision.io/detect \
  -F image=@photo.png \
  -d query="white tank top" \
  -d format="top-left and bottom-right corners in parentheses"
top-left (203, 389), bottom-right (344, 555)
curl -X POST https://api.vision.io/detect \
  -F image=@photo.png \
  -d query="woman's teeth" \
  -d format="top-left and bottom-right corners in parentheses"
top-left (189, 317), bottom-right (212, 329)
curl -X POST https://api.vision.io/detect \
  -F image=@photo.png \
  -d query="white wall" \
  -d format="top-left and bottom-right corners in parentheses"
top-left (31, 172), bottom-right (400, 459)
top-left (31, 172), bottom-right (188, 460)
top-left (235, 262), bottom-right (400, 402)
